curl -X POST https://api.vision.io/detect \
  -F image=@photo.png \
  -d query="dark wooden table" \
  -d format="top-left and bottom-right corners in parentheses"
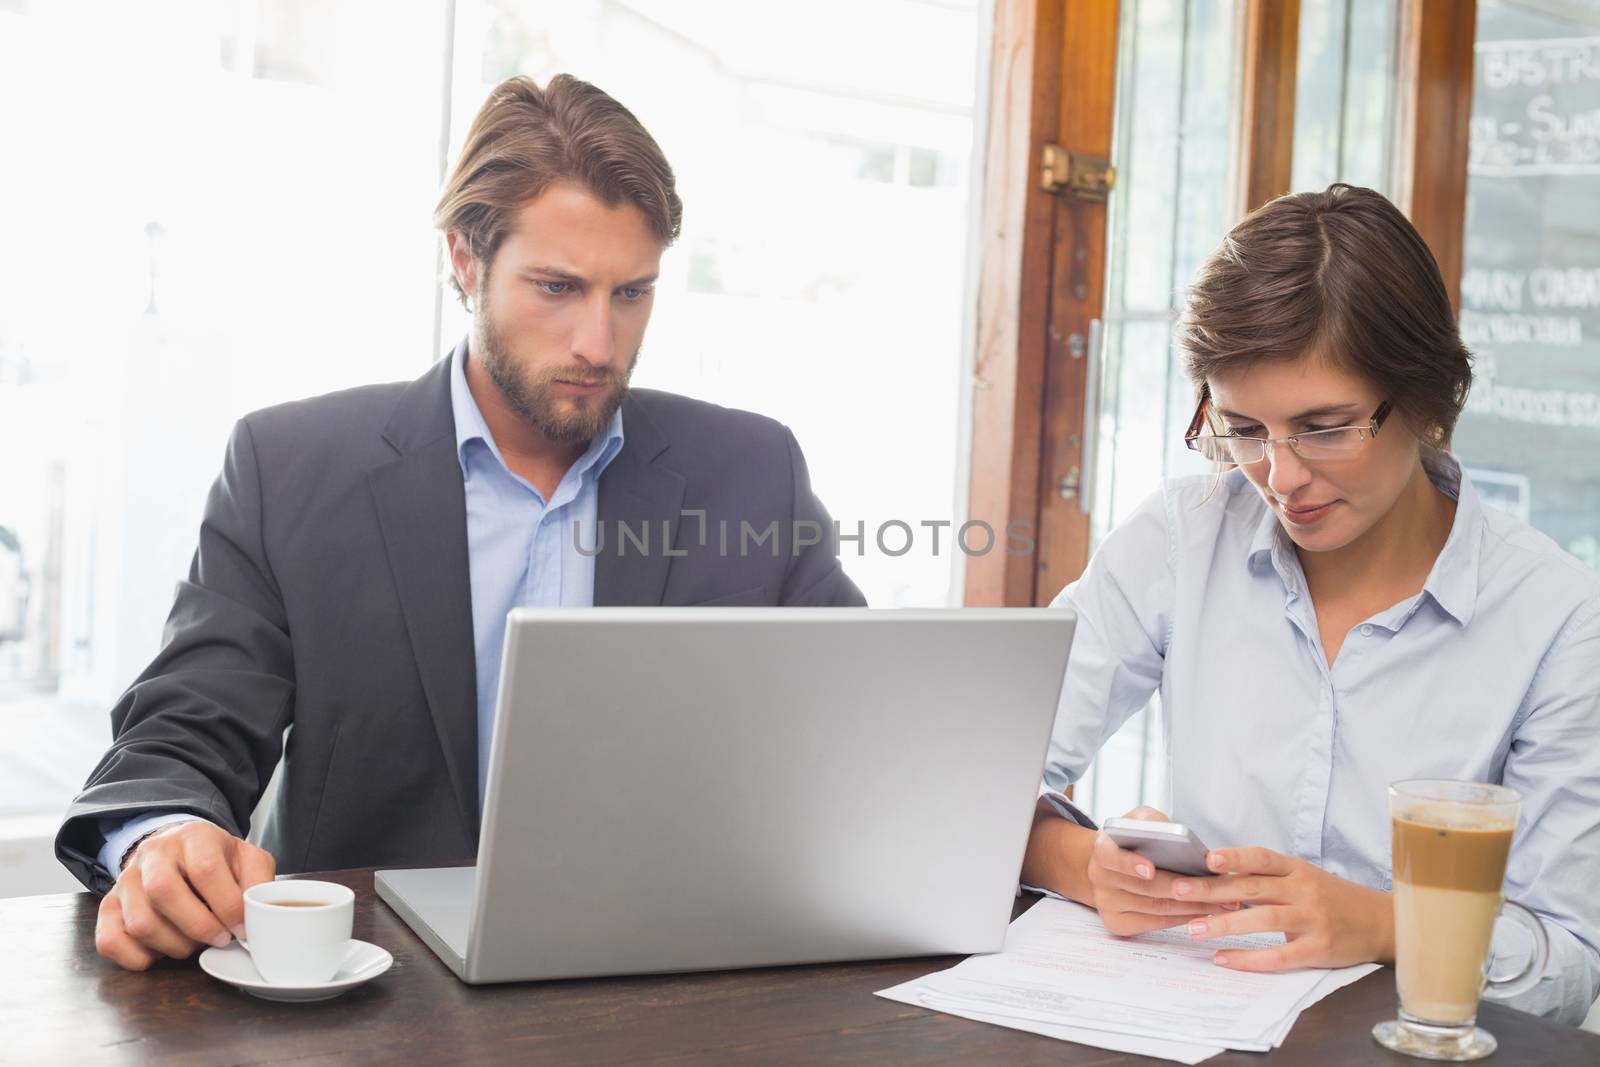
top-left (7, 869), bottom-right (1596, 1065)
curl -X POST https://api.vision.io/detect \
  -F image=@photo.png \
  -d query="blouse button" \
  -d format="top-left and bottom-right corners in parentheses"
top-left (1360, 624), bottom-right (1374, 637)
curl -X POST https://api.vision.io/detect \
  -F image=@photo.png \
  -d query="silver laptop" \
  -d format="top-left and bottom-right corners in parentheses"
top-left (376, 607), bottom-right (1075, 984)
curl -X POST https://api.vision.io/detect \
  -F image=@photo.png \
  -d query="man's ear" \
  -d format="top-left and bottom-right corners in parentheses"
top-left (446, 231), bottom-right (480, 297)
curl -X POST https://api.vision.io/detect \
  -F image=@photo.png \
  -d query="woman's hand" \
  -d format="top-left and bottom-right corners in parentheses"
top-left (1084, 806), bottom-right (1231, 937)
top-left (1173, 846), bottom-right (1394, 970)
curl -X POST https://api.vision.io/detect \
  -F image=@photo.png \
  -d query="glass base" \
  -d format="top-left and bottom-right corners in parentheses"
top-left (1373, 1017), bottom-right (1497, 1061)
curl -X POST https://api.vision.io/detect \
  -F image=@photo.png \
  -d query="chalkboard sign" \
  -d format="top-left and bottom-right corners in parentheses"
top-left (1454, 17), bottom-right (1600, 570)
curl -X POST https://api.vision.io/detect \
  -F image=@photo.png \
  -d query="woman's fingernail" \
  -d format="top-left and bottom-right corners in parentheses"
top-left (210, 932), bottom-right (231, 949)
top-left (1214, 952), bottom-right (1229, 966)
top-left (1135, 864), bottom-right (1152, 879)
top-left (1222, 901), bottom-right (1241, 911)
top-left (1173, 879), bottom-right (1192, 897)
top-left (1208, 852), bottom-right (1226, 871)
top-left (232, 925), bottom-right (246, 941)
top-left (1188, 921), bottom-right (1208, 937)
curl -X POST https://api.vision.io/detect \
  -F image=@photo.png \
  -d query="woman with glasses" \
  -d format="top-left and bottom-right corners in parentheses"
top-left (1019, 184), bottom-right (1600, 1024)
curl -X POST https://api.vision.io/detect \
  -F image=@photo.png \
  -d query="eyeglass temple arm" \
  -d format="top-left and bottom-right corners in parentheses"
top-left (1184, 388), bottom-right (1210, 440)
top-left (1369, 401), bottom-right (1393, 435)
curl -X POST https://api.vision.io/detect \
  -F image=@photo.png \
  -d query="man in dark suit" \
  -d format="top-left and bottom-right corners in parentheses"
top-left (60, 73), bottom-right (864, 971)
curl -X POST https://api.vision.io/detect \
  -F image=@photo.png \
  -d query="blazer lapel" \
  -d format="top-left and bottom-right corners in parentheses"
top-left (594, 396), bottom-right (686, 606)
top-left (368, 352), bottom-right (480, 843)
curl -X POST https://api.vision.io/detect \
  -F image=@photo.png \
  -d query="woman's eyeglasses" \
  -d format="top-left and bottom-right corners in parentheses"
top-left (1183, 398), bottom-right (1392, 465)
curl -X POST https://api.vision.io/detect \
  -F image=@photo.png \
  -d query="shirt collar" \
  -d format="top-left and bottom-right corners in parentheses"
top-left (1243, 450), bottom-right (1483, 627)
top-left (448, 341), bottom-right (626, 487)
top-left (1244, 471), bottom-right (1288, 580)
top-left (1416, 450), bottom-right (1481, 627)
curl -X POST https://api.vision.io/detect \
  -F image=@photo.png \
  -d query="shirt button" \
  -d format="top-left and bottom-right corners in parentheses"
top-left (1360, 624), bottom-right (1374, 637)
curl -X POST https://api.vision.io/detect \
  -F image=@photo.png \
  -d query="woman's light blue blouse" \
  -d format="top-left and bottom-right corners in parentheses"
top-left (1044, 452), bottom-right (1600, 1025)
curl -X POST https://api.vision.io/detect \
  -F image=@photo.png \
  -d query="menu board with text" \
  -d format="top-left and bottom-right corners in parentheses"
top-left (1454, 15), bottom-right (1599, 569)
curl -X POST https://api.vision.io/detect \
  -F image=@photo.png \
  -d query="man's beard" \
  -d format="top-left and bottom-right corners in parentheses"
top-left (473, 299), bottom-right (635, 446)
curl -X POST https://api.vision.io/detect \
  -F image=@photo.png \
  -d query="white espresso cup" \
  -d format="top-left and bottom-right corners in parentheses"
top-left (239, 879), bottom-right (355, 985)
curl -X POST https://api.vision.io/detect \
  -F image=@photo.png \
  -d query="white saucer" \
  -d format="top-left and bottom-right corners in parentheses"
top-left (198, 939), bottom-right (393, 1002)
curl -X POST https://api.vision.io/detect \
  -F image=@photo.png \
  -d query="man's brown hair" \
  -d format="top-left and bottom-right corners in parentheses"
top-left (435, 74), bottom-right (683, 307)
top-left (1177, 183), bottom-right (1472, 447)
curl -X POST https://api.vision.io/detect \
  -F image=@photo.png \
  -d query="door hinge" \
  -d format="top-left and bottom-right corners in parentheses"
top-left (1058, 465), bottom-right (1082, 501)
top-left (1040, 143), bottom-right (1115, 201)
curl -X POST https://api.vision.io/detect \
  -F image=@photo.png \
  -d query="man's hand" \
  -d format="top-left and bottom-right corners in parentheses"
top-left (1085, 806), bottom-right (1233, 937)
top-left (95, 821), bottom-right (275, 971)
top-left (1173, 845), bottom-right (1395, 970)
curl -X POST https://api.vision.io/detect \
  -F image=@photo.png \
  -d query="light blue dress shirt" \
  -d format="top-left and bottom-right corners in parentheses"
top-left (1041, 451), bottom-right (1600, 1025)
top-left (449, 347), bottom-right (625, 806)
top-left (98, 348), bottom-right (625, 870)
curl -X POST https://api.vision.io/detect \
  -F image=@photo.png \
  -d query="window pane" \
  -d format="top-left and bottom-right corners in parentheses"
top-left (1075, 0), bottom-right (1241, 820)
top-left (0, 1), bottom-right (448, 836)
top-left (1291, 0), bottom-right (1400, 195)
top-left (1338, 0), bottom-right (1401, 189)
top-left (448, 0), bottom-right (988, 606)
top-left (1098, 0), bottom-right (1238, 537)
top-left (1453, 1), bottom-right (1600, 570)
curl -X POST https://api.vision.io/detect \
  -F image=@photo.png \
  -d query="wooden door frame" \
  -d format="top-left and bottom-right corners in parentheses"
top-left (963, 0), bottom-right (1119, 607)
top-left (1393, 0), bottom-right (1477, 314)
top-left (963, 0), bottom-right (1063, 609)
top-left (1031, 2), bottom-right (1119, 606)
top-left (1237, 0), bottom-right (1302, 217)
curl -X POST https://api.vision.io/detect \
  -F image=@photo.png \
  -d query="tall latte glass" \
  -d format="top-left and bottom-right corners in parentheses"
top-left (1373, 780), bottom-right (1549, 1061)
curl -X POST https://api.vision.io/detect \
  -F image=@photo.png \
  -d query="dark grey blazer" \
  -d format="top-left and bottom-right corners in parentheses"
top-left (57, 352), bottom-right (864, 893)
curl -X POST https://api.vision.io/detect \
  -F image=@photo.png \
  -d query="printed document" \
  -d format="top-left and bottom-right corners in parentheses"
top-left (877, 897), bottom-right (1380, 1062)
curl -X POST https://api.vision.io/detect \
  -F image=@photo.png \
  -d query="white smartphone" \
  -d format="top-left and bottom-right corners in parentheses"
top-left (1101, 818), bottom-right (1214, 877)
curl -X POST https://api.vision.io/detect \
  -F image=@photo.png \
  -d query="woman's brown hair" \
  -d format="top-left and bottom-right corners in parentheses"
top-left (434, 74), bottom-right (683, 307)
top-left (1177, 183), bottom-right (1472, 447)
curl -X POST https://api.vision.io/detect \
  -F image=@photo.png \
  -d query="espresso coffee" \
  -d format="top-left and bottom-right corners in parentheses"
top-left (270, 900), bottom-right (332, 908)
top-left (1392, 816), bottom-right (1513, 1024)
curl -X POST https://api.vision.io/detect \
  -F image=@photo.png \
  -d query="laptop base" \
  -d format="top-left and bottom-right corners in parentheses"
top-left (375, 866), bottom-right (476, 980)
